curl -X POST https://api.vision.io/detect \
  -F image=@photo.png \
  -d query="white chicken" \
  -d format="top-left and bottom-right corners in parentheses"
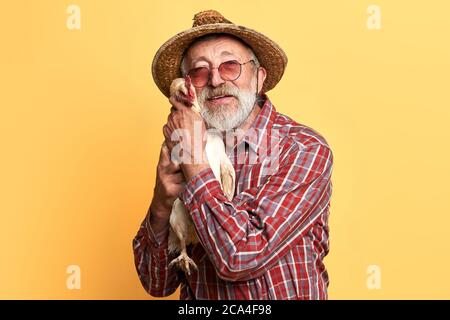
top-left (165, 76), bottom-right (236, 275)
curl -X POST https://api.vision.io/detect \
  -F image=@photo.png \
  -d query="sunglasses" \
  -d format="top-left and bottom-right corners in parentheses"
top-left (186, 59), bottom-right (256, 88)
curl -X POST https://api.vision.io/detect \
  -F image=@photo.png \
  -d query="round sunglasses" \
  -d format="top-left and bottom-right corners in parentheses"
top-left (186, 59), bottom-right (256, 88)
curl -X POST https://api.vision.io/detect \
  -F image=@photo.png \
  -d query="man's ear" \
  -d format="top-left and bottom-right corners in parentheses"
top-left (257, 67), bottom-right (267, 94)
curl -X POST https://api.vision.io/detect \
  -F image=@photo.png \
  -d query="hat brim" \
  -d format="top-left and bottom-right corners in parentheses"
top-left (151, 23), bottom-right (288, 98)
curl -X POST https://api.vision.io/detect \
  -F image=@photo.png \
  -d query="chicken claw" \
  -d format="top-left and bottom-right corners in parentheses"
top-left (169, 252), bottom-right (198, 276)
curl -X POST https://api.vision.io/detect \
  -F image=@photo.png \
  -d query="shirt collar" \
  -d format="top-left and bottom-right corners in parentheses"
top-left (241, 94), bottom-right (277, 155)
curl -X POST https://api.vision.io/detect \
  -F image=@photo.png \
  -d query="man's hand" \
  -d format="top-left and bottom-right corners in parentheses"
top-left (149, 145), bottom-right (185, 234)
top-left (163, 94), bottom-right (209, 181)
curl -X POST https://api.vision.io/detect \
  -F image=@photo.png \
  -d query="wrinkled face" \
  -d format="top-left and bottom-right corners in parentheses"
top-left (183, 35), bottom-right (266, 130)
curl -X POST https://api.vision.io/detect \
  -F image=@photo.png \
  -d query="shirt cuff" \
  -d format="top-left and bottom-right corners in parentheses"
top-left (179, 166), bottom-right (223, 209)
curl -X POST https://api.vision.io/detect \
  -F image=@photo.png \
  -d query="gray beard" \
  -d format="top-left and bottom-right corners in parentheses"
top-left (197, 89), bottom-right (256, 131)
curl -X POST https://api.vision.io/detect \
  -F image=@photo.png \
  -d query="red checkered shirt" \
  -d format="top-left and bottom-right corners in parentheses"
top-left (133, 95), bottom-right (333, 299)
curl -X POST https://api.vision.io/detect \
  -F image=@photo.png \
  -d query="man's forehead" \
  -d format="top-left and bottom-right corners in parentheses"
top-left (186, 35), bottom-right (250, 62)
top-left (190, 51), bottom-right (237, 65)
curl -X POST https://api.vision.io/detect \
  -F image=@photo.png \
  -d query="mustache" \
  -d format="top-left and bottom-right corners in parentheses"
top-left (199, 85), bottom-right (240, 100)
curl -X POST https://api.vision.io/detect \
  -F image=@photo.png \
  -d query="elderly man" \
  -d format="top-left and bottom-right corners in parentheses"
top-left (133, 10), bottom-right (333, 300)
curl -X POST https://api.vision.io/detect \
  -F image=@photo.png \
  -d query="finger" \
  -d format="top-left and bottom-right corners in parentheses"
top-left (163, 132), bottom-right (175, 152)
top-left (167, 112), bottom-right (174, 125)
top-left (163, 123), bottom-right (175, 141)
top-left (171, 172), bottom-right (184, 183)
top-left (169, 96), bottom-right (188, 110)
top-left (166, 160), bottom-right (181, 174)
top-left (159, 143), bottom-right (170, 166)
top-left (163, 125), bottom-right (171, 141)
top-left (166, 118), bottom-right (176, 133)
top-left (165, 134), bottom-right (177, 152)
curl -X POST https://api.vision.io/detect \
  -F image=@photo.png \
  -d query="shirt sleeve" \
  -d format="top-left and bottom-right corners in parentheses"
top-left (179, 142), bottom-right (333, 282)
top-left (132, 211), bottom-right (182, 297)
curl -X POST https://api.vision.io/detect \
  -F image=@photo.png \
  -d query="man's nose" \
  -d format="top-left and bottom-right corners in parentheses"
top-left (209, 68), bottom-right (226, 87)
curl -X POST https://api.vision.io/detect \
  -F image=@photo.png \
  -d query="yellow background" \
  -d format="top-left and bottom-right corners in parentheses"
top-left (1, 0), bottom-right (449, 299)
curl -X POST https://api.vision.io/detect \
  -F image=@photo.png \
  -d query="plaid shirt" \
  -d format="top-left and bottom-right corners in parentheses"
top-left (133, 95), bottom-right (333, 300)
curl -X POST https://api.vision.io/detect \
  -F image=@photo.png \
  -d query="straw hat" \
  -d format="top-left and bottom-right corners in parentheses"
top-left (151, 10), bottom-right (288, 97)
